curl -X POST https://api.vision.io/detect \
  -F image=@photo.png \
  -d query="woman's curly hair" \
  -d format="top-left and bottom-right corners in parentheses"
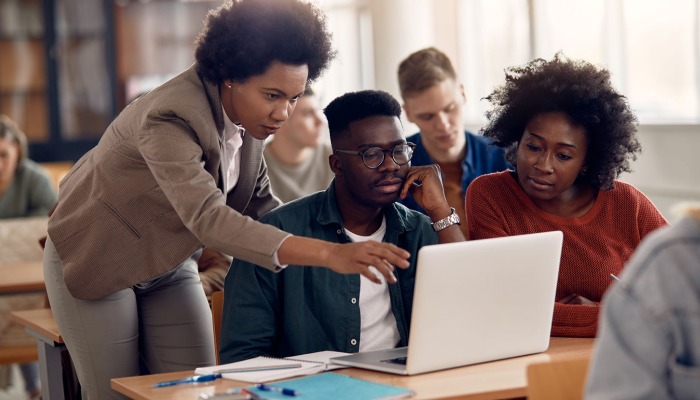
top-left (195, 0), bottom-right (335, 84)
top-left (481, 52), bottom-right (640, 190)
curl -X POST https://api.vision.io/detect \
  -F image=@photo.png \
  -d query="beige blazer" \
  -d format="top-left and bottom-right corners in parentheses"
top-left (48, 64), bottom-right (288, 300)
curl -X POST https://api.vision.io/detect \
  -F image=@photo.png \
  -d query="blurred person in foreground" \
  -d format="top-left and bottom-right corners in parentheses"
top-left (586, 202), bottom-right (700, 399)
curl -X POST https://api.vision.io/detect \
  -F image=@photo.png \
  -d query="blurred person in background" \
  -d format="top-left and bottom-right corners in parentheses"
top-left (0, 114), bottom-right (56, 218)
top-left (264, 87), bottom-right (334, 203)
top-left (398, 47), bottom-right (509, 237)
top-left (0, 114), bottom-right (55, 400)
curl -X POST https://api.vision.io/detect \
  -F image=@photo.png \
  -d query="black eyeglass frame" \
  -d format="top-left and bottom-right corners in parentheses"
top-left (334, 142), bottom-right (416, 169)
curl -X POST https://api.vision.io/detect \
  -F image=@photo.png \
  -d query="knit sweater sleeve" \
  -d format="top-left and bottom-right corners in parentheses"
top-left (465, 173), bottom-right (512, 240)
top-left (633, 185), bottom-right (668, 237)
top-left (552, 183), bottom-right (666, 338)
top-left (551, 302), bottom-right (600, 337)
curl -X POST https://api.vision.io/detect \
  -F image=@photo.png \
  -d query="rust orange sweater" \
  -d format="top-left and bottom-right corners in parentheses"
top-left (466, 171), bottom-right (667, 337)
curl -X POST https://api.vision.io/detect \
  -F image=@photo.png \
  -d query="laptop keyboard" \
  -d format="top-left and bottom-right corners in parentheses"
top-left (381, 356), bottom-right (407, 365)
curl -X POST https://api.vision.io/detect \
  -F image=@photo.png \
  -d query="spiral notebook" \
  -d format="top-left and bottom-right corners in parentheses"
top-left (194, 351), bottom-right (350, 383)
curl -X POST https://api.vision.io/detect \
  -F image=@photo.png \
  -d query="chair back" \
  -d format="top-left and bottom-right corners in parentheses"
top-left (527, 355), bottom-right (590, 400)
top-left (211, 290), bottom-right (224, 364)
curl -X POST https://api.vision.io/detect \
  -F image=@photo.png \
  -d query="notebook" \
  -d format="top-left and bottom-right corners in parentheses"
top-left (195, 351), bottom-right (350, 383)
top-left (332, 231), bottom-right (563, 375)
top-left (244, 372), bottom-right (414, 400)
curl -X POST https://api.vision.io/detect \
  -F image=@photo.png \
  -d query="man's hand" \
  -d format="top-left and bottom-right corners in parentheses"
top-left (400, 165), bottom-right (450, 218)
top-left (400, 165), bottom-right (465, 243)
top-left (324, 241), bottom-right (410, 284)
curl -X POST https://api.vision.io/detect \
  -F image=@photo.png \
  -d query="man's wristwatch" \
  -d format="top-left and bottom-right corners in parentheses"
top-left (431, 207), bottom-right (461, 232)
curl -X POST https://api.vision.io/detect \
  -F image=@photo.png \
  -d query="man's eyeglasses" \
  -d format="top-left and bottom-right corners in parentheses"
top-left (334, 143), bottom-right (416, 169)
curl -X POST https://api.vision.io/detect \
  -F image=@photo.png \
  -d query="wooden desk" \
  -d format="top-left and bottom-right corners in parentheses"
top-left (0, 261), bottom-right (45, 295)
top-left (0, 217), bottom-right (47, 295)
top-left (12, 308), bottom-right (67, 400)
top-left (111, 337), bottom-right (594, 400)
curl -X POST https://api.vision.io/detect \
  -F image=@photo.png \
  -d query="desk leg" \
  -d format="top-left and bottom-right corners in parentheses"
top-left (36, 340), bottom-right (66, 400)
top-left (26, 329), bottom-right (67, 400)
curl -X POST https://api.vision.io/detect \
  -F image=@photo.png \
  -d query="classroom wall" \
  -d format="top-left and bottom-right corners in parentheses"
top-left (620, 125), bottom-right (700, 220)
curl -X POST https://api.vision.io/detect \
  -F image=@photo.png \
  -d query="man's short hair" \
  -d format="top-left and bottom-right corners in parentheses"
top-left (323, 90), bottom-right (401, 147)
top-left (397, 47), bottom-right (457, 99)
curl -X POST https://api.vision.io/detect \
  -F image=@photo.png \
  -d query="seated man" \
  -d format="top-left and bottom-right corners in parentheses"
top-left (220, 90), bottom-right (463, 363)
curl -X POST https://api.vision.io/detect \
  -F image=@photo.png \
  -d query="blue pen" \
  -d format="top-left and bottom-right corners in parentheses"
top-left (255, 383), bottom-right (300, 396)
top-left (153, 373), bottom-right (222, 388)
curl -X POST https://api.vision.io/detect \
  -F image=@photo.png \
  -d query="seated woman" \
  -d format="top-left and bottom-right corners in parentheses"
top-left (465, 53), bottom-right (667, 338)
top-left (0, 115), bottom-right (56, 218)
top-left (0, 115), bottom-right (57, 400)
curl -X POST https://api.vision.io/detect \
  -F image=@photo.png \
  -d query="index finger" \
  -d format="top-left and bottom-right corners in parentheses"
top-left (400, 168), bottom-right (424, 198)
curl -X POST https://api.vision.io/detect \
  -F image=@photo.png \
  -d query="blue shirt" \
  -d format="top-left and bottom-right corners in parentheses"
top-left (402, 130), bottom-right (510, 214)
top-left (219, 182), bottom-right (438, 363)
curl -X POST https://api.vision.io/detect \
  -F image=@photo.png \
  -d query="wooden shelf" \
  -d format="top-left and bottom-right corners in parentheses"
top-left (0, 38), bottom-right (46, 91)
top-left (0, 93), bottom-right (49, 141)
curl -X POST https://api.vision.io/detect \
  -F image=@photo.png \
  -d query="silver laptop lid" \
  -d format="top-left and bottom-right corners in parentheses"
top-left (406, 231), bottom-right (563, 374)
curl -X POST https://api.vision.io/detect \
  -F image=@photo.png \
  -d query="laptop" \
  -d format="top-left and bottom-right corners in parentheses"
top-left (331, 230), bottom-right (563, 375)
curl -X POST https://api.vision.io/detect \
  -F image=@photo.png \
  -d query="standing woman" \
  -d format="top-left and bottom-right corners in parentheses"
top-left (466, 53), bottom-right (667, 338)
top-left (43, 1), bottom-right (410, 398)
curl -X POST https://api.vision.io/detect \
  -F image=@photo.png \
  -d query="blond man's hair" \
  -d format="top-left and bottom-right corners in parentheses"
top-left (397, 47), bottom-right (457, 99)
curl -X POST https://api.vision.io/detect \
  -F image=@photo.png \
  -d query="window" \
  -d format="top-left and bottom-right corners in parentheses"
top-left (457, 0), bottom-right (700, 124)
top-left (315, 0), bottom-right (374, 107)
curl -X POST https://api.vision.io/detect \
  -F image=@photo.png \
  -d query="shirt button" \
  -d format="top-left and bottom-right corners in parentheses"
top-left (351, 339), bottom-right (357, 346)
top-left (351, 298), bottom-right (357, 304)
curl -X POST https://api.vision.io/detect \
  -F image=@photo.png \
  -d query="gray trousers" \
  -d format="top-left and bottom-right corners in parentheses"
top-left (43, 237), bottom-right (216, 400)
